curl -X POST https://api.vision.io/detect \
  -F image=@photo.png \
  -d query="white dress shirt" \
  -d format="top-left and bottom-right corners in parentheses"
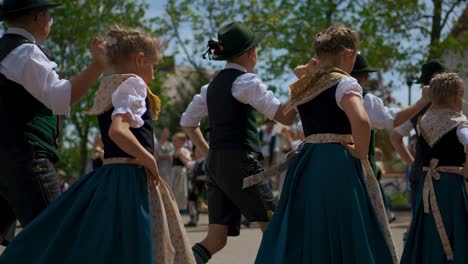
top-left (363, 93), bottom-right (398, 130)
top-left (180, 63), bottom-right (281, 127)
top-left (0, 27), bottom-right (71, 115)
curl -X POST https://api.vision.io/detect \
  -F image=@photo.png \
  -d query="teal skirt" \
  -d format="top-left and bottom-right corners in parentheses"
top-left (401, 172), bottom-right (468, 264)
top-left (0, 164), bottom-right (152, 264)
top-left (255, 143), bottom-right (393, 264)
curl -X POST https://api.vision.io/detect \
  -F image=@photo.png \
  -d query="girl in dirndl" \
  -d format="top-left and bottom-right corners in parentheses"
top-left (0, 27), bottom-right (195, 264)
top-left (255, 25), bottom-right (396, 264)
top-left (401, 73), bottom-right (468, 264)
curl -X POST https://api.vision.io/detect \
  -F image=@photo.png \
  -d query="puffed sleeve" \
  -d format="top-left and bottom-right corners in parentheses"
top-left (232, 73), bottom-right (281, 120)
top-left (456, 123), bottom-right (468, 152)
top-left (335, 77), bottom-right (363, 109)
top-left (180, 84), bottom-right (209, 127)
top-left (111, 76), bottom-right (147, 128)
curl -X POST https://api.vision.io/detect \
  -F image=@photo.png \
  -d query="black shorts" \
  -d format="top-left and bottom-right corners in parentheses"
top-left (205, 148), bottom-right (276, 236)
top-left (0, 141), bottom-right (61, 240)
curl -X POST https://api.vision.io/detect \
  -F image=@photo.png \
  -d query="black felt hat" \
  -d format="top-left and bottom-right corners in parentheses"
top-left (416, 60), bottom-right (447, 84)
top-left (203, 21), bottom-right (265, 61)
top-left (351, 53), bottom-right (378, 74)
top-left (0, 0), bottom-right (61, 21)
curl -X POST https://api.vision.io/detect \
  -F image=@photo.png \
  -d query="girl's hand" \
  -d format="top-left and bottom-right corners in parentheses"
top-left (462, 166), bottom-right (468, 180)
top-left (293, 58), bottom-right (319, 78)
top-left (293, 65), bottom-right (309, 78)
top-left (340, 141), bottom-right (368, 160)
top-left (141, 155), bottom-right (160, 185)
top-left (91, 37), bottom-right (107, 69)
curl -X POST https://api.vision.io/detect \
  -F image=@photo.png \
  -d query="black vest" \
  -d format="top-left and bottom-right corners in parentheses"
top-left (420, 128), bottom-right (465, 167)
top-left (98, 100), bottom-right (155, 159)
top-left (297, 83), bottom-right (352, 137)
top-left (0, 34), bottom-right (59, 157)
top-left (206, 69), bottom-right (261, 153)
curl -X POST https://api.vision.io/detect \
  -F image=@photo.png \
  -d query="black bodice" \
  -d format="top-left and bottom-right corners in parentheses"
top-left (297, 83), bottom-right (352, 137)
top-left (420, 128), bottom-right (465, 167)
top-left (98, 100), bottom-right (154, 159)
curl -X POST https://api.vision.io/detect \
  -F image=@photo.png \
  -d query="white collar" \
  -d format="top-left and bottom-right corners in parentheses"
top-left (6, 27), bottom-right (36, 43)
top-left (225, 63), bottom-right (247, 72)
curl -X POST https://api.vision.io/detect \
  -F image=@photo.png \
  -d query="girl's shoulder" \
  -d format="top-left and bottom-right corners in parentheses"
top-left (86, 74), bottom-right (146, 116)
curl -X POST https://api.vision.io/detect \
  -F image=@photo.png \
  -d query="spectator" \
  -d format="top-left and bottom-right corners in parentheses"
top-left (155, 127), bottom-right (173, 182)
top-left (170, 132), bottom-right (191, 211)
top-left (259, 120), bottom-right (280, 171)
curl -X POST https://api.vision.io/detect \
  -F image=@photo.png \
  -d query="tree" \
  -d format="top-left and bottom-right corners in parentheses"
top-left (47, 0), bottom-right (153, 175)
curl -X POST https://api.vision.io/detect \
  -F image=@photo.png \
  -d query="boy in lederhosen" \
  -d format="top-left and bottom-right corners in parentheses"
top-left (180, 22), bottom-right (296, 263)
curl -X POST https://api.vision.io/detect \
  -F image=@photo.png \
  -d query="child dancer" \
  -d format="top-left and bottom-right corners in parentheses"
top-left (0, 27), bottom-right (195, 264)
top-left (180, 21), bottom-right (297, 264)
top-left (254, 25), bottom-right (397, 264)
top-left (401, 73), bottom-right (468, 264)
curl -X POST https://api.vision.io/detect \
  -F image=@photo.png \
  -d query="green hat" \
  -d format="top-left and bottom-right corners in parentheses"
top-left (351, 53), bottom-right (378, 74)
top-left (203, 21), bottom-right (265, 61)
top-left (416, 59), bottom-right (447, 85)
top-left (0, 0), bottom-right (61, 22)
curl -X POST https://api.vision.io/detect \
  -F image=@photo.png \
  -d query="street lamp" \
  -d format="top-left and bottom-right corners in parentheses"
top-left (406, 76), bottom-right (417, 106)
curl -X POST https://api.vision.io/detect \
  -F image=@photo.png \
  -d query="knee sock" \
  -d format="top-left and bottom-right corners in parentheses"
top-left (192, 243), bottom-right (211, 264)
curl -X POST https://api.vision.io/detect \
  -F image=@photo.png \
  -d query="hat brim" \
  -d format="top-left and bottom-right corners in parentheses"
top-left (0, 3), bottom-right (61, 21)
top-left (351, 67), bottom-right (379, 74)
top-left (212, 31), bottom-right (266, 61)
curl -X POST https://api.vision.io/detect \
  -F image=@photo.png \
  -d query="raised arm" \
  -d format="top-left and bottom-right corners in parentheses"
top-left (393, 86), bottom-right (430, 127)
top-left (69, 37), bottom-right (107, 105)
top-left (363, 93), bottom-right (398, 130)
top-left (391, 131), bottom-right (414, 165)
top-left (232, 73), bottom-right (297, 126)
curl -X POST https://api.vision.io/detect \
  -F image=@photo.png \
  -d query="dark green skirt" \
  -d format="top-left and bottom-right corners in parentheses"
top-left (401, 172), bottom-right (468, 264)
top-left (255, 143), bottom-right (394, 264)
top-left (0, 164), bottom-right (152, 264)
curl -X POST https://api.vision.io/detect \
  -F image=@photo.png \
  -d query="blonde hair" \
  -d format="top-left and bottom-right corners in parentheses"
top-left (105, 26), bottom-right (161, 66)
top-left (172, 132), bottom-right (187, 141)
top-left (313, 25), bottom-right (359, 56)
top-left (429, 73), bottom-right (464, 105)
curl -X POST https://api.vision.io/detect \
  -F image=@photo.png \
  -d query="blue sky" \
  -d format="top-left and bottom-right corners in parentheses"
top-left (148, 1), bottom-right (425, 107)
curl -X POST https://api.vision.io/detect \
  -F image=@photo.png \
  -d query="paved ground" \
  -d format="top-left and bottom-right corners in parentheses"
top-left (1, 211), bottom-right (411, 263)
top-left (184, 211), bottom-right (410, 264)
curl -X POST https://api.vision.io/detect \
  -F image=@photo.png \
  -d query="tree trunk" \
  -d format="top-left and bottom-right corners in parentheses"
top-left (429, 0), bottom-right (442, 58)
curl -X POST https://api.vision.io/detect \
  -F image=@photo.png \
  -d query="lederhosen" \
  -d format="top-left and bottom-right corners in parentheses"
top-left (205, 68), bottom-right (275, 236)
top-left (0, 34), bottom-right (61, 240)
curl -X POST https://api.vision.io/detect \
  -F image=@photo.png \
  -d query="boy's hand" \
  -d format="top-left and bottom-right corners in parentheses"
top-left (293, 58), bottom-right (319, 78)
top-left (91, 37), bottom-right (107, 69)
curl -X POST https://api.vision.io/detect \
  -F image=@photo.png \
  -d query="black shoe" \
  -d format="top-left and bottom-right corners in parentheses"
top-left (241, 218), bottom-right (251, 228)
top-left (185, 220), bottom-right (198, 227)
